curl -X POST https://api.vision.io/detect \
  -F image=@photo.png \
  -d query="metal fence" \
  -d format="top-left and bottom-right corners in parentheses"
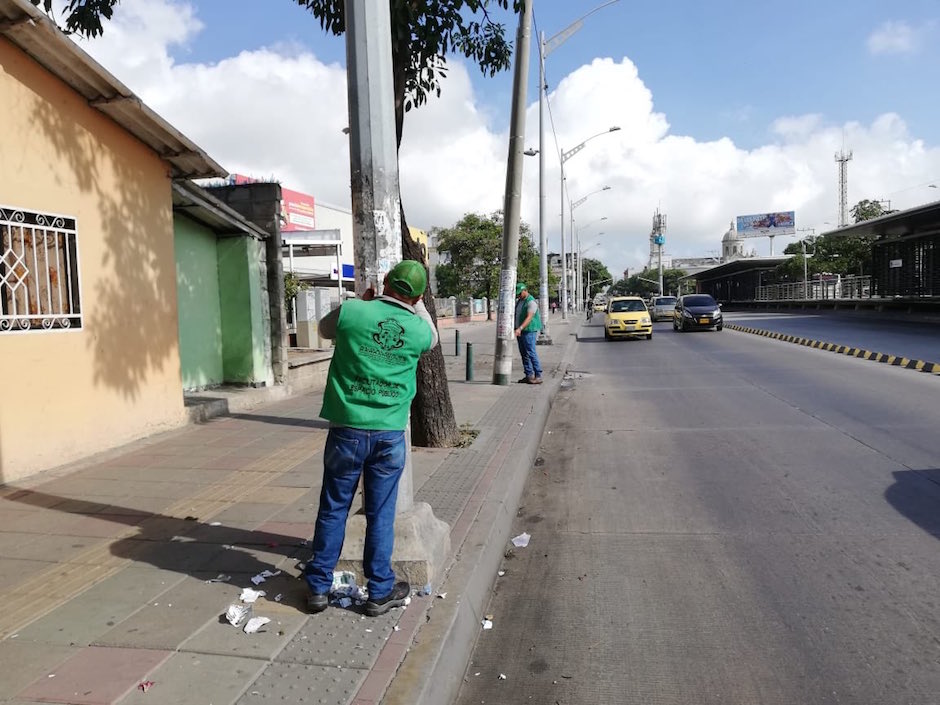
top-left (755, 275), bottom-right (873, 302)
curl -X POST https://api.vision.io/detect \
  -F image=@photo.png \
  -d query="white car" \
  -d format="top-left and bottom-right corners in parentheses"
top-left (649, 296), bottom-right (677, 321)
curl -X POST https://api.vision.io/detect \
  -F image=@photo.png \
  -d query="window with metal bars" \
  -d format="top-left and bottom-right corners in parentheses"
top-left (0, 205), bottom-right (82, 333)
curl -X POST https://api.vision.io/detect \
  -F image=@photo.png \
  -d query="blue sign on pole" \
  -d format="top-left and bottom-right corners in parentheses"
top-left (654, 234), bottom-right (665, 246)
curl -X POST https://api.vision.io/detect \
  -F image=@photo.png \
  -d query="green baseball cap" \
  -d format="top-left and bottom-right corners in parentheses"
top-left (388, 260), bottom-right (427, 297)
top-left (516, 282), bottom-right (528, 294)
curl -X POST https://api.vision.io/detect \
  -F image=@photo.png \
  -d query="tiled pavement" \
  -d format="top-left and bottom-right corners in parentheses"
top-left (0, 317), bottom-right (576, 705)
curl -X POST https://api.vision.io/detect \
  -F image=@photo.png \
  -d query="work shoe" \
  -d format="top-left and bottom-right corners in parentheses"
top-left (517, 376), bottom-right (531, 384)
top-left (364, 581), bottom-right (410, 617)
top-left (306, 592), bottom-right (329, 614)
top-left (531, 376), bottom-right (543, 384)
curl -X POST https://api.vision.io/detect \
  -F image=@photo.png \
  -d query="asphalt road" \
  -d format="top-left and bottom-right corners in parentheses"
top-left (453, 318), bottom-right (940, 705)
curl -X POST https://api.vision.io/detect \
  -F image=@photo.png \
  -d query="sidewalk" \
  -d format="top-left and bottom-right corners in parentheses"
top-left (0, 315), bottom-right (578, 705)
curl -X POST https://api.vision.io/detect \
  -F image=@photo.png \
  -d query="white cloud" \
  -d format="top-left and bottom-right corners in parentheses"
top-left (74, 0), bottom-right (940, 279)
top-left (867, 20), bottom-right (921, 55)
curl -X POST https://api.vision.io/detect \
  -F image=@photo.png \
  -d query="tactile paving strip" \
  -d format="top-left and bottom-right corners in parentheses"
top-left (235, 662), bottom-right (366, 705)
top-left (277, 608), bottom-right (393, 668)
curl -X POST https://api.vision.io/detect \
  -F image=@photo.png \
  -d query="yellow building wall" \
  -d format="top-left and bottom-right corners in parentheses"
top-left (408, 226), bottom-right (428, 262)
top-left (0, 38), bottom-right (186, 483)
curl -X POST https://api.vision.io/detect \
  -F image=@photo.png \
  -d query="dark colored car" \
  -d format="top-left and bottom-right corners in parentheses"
top-left (673, 294), bottom-right (723, 331)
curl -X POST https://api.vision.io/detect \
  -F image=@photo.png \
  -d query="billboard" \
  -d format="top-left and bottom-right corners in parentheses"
top-left (279, 187), bottom-right (316, 232)
top-left (735, 211), bottom-right (795, 237)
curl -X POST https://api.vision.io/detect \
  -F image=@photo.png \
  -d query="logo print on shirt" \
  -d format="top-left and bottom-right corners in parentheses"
top-left (373, 318), bottom-right (406, 351)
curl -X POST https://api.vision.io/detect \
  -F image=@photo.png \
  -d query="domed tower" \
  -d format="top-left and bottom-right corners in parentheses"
top-left (721, 220), bottom-right (744, 261)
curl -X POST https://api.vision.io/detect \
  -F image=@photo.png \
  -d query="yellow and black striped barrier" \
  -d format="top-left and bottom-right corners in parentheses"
top-left (724, 323), bottom-right (940, 376)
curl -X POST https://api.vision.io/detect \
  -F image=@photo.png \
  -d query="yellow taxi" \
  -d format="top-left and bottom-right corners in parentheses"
top-left (604, 296), bottom-right (653, 341)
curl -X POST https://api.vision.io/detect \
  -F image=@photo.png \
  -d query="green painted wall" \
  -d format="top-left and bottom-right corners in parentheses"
top-left (174, 215), bottom-right (224, 390)
top-left (218, 237), bottom-right (270, 384)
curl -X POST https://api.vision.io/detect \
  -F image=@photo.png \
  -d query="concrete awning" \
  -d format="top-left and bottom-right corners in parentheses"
top-left (820, 200), bottom-right (940, 241)
top-left (172, 181), bottom-right (268, 239)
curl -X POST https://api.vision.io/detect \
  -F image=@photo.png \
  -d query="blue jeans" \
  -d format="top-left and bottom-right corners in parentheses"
top-left (304, 427), bottom-right (406, 599)
top-left (516, 330), bottom-right (542, 378)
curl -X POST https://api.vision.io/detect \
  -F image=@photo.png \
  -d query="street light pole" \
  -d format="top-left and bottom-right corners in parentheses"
top-left (577, 216), bottom-right (606, 308)
top-left (539, 1), bottom-right (621, 322)
top-left (568, 185), bottom-right (612, 309)
top-left (536, 30), bottom-right (551, 341)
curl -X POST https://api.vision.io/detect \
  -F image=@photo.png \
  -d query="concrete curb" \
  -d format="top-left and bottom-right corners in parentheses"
top-left (725, 323), bottom-right (940, 375)
top-left (383, 326), bottom-right (581, 705)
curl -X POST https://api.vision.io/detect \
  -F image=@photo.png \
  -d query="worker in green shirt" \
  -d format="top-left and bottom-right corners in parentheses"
top-left (303, 260), bottom-right (438, 616)
top-left (514, 282), bottom-right (543, 384)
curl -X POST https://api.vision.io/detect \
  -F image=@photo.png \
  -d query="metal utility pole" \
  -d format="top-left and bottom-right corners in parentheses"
top-left (492, 0), bottom-right (532, 385)
top-left (535, 31), bottom-right (551, 343)
top-left (835, 148), bottom-right (853, 227)
top-left (541, 1), bottom-right (621, 322)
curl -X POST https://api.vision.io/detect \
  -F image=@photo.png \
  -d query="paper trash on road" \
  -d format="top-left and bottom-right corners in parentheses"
top-left (205, 574), bottom-right (231, 584)
top-left (225, 603), bottom-right (252, 627)
top-left (498, 673), bottom-right (507, 680)
top-left (250, 569), bottom-right (281, 586)
top-left (239, 588), bottom-right (266, 603)
top-left (511, 532), bottom-right (531, 548)
top-left (243, 616), bottom-right (271, 634)
top-left (482, 619), bottom-right (493, 630)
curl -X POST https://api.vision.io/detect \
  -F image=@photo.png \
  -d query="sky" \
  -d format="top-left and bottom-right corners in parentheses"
top-left (67, 0), bottom-right (940, 277)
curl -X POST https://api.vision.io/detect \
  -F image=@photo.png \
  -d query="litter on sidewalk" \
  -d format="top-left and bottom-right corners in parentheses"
top-left (239, 588), bottom-right (265, 603)
top-left (511, 532), bottom-right (531, 548)
top-left (243, 616), bottom-right (270, 634)
top-left (225, 603), bottom-right (252, 627)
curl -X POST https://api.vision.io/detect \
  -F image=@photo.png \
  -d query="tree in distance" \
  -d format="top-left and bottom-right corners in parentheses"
top-left (777, 199), bottom-right (882, 282)
top-left (609, 269), bottom-right (686, 298)
top-left (434, 211), bottom-right (553, 319)
top-left (581, 258), bottom-right (612, 301)
top-left (38, 0), bottom-right (525, 447)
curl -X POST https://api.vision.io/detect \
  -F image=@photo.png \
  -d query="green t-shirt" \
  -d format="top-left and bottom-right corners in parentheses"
top-left (320, 298), bottom-right (434, 430)
top-left (514, 294), bottom-right (542, 333)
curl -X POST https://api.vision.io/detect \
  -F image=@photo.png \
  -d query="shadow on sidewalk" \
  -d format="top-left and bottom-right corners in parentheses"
top-left (4, 487), bottom-right (319, 609)
top-left (228, 413), bottom-right (330, 429)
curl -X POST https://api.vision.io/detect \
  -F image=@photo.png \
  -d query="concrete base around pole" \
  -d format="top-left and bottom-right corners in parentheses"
top-left (337, 502), bottom-right (451, 590)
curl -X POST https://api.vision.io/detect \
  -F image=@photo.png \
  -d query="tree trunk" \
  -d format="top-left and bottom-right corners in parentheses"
top-left (402, 208), bottom-right (460, 447)
top-left (391, 34), bottom-right (459, 448)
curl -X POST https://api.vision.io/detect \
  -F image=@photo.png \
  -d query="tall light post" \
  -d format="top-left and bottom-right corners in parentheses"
top-left (577, 217), bottom-right (606, 307)
top-left (561, 134), bottom-right (618, 313)
top-left (537, 1), bottom-right (621, 328)
top-left (580, 238), bottom-right (602, 306)
top-left (569, 185), bottom-right (611, 309)
top-left (797, 227), bottom-right (816, 300)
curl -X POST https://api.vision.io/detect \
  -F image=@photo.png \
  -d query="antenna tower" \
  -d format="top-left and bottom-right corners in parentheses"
top-left (835, 149), bottom-right (853, 227)
top-left (648, 208), bottom-right (666, 269)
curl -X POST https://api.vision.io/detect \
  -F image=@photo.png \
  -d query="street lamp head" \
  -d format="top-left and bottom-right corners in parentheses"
top-left (601, 216), bottom-right (608, 220)
top-left (523, 148), bottom-right (539, 156)
top-left (609, 126), bottom-right (621, 132)
top-left (601, 186), bottom-right (611, 191)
